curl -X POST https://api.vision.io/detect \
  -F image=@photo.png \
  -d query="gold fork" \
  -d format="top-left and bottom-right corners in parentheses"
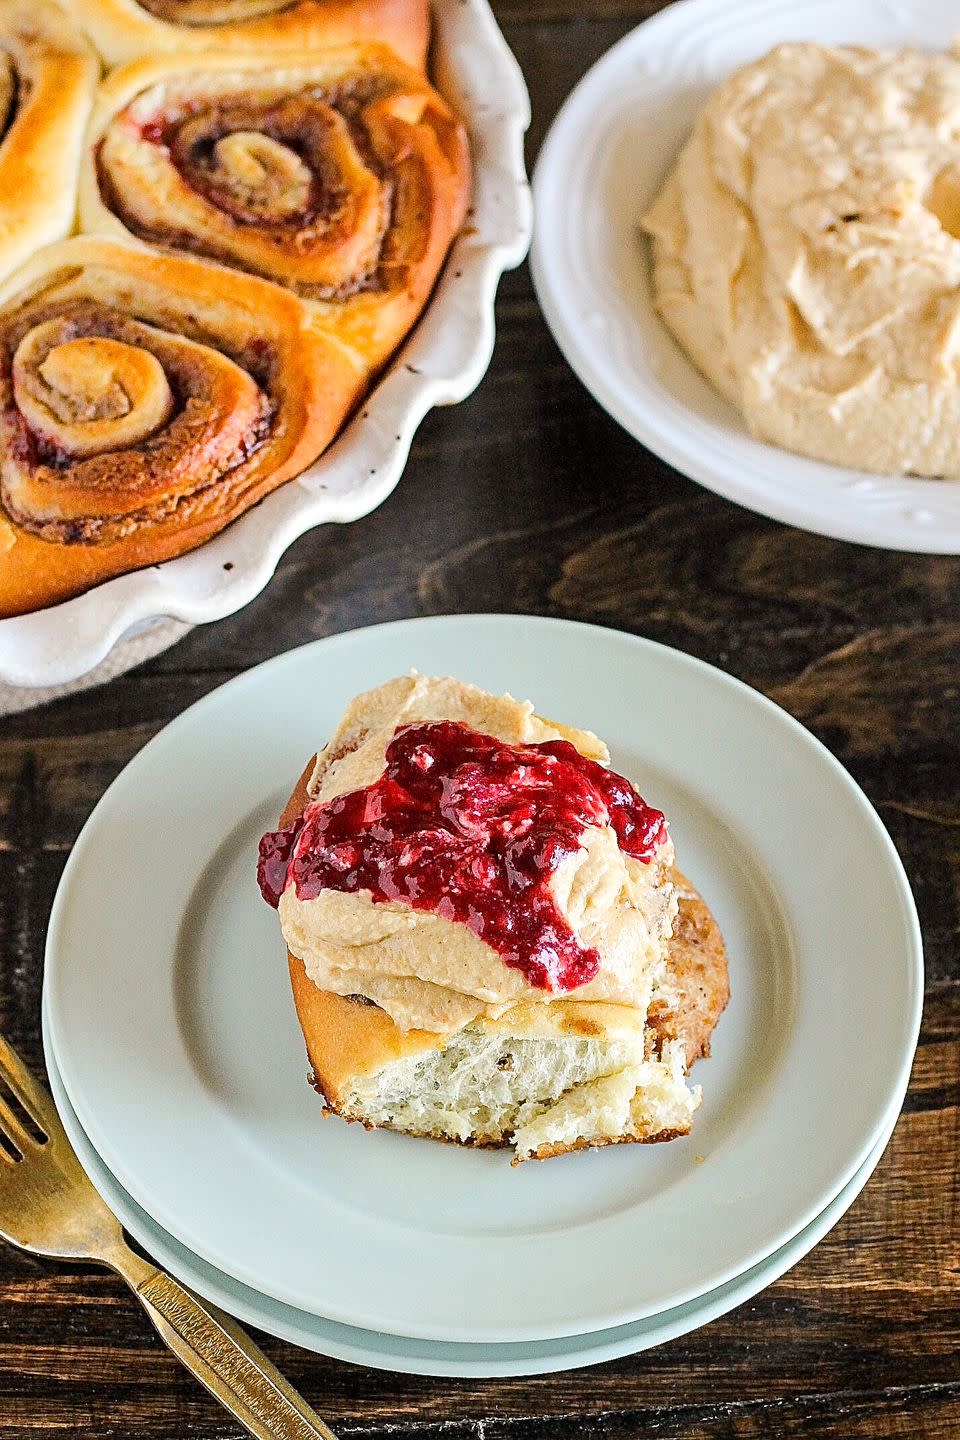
top-left (0, 1031), bottom-right (338, 1440)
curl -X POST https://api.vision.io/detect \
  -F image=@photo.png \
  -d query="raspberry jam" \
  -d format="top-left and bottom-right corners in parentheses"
top-left (258, 721), bottom-right (667, 992)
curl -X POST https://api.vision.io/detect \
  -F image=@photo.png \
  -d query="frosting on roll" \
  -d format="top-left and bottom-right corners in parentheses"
top-left (259, 677), bottom-right (678, 1034)
top-left (84, 47), bottom-right (471, 327)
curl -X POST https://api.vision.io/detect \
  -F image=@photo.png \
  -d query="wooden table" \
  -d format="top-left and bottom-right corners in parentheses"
top-left (1, 3), bottom-right (957, 1435)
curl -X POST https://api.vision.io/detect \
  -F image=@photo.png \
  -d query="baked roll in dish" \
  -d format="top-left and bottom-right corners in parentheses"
top-left (82, 47), bottom-right (471, 370)
top-left (258, 676), bottom-right (729, 1163)
top-left (0, 237), bottom-right (366, 617)
top-left (70, 0), bottom-right (429, 69)
top-left (0, 2), bottom-right (98, 285)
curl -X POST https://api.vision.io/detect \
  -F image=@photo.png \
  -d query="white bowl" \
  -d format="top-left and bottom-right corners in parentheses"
top-left (531, 0), bottom-right (960, 553)
top-left (0, 0), bottom-right (531, 688)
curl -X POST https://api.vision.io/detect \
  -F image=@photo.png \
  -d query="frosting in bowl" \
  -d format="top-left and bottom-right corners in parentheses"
top-left (644, 42), bottom-right (960, 478)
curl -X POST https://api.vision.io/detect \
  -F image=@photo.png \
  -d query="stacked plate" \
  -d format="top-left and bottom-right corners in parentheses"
top-left (42, 616), bottom-right (922, 1377)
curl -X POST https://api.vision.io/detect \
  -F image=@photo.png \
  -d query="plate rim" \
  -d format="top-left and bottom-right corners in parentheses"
top-left (42, 615), bottom-right (924, 1342)
top-left (530, 0), bottom-right (960, 553)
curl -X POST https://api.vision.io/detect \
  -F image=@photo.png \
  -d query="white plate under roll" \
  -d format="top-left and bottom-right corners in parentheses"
top-left (43, 616), bottom-right (922, 1344)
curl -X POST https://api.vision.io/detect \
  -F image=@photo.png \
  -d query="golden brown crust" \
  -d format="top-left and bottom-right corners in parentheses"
top-left (289, 953), bottom-right (443, 1108)
top-left (70, 0), bottom-right (430, 69)
top-left (81, 47), bottom-right (470, 373)
top-left (0, 2), bottom-right (98, 285)
top-left (1, 42), bottom-right (469, 616)
top-left (277, 758), bottom-right (730, 1154)
top-left (0, 239), bottom-right (366, 616)
top-left (278, 757), bottom-right (317, 827)
top-left (646, 870), bottom-right (731, 1068)
top-left (518, 1128), bottom-right (689, 1166)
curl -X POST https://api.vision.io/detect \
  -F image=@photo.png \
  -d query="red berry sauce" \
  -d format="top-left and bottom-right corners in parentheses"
top-left (258, 721), bottom-right (667, 993)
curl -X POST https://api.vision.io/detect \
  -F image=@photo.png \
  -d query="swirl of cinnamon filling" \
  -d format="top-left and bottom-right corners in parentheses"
top-left (138, 0), bottom-right (298, 21)
top-left (87, 49), bottom-right (471, 308)
top-left (14, 323), bottom-right (176, 457)
top-left (162, 96), bottom-right (389, 292)
top-left (1, 302), bottom-right (272, 545)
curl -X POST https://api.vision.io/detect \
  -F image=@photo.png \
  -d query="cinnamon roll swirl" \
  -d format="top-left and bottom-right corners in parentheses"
top-left (0, 2), bottom-right (98, 284)
top-left (0, 238), bottom-right (366, 616)
top-left (81, 46), bottom-right (471, 368)
top-left (70, 0), bottom-right (429, 69)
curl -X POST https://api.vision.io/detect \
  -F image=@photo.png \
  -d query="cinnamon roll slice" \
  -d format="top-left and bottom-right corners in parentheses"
top-left (0, 238), bottom-right (367, 616)
top-left (81, 46), bottom-right (471, 369)
top-left (70, 0), bottom-right (429, 69)
top-left (0, 2), bottom-right (98, 284)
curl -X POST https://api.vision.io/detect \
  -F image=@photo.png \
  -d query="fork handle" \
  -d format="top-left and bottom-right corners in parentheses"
top-left (110, 1247), bottom-right (338, 1440)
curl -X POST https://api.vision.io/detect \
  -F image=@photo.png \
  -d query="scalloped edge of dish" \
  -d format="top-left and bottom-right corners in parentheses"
top-left (0, 0), bottom-right (532, 688)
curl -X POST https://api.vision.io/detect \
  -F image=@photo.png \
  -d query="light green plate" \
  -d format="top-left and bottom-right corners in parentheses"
top-left (43, 616), bottom-right (922, 1343)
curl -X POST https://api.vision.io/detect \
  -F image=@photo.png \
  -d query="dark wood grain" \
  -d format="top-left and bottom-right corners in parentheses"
top-left (1, 2), bottom-right (958, 1436)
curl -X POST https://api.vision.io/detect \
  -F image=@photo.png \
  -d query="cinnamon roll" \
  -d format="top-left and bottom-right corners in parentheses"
top-left (80, 46), bottom-right (471, 368)
top-left (70, 0), bottom-right (429, 69)
top-left (0, 238), bottom-right (367, 616)
top-left (0, 2), bottom-right (98, 284)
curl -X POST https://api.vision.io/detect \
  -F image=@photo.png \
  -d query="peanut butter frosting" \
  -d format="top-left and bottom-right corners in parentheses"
top-left (643, 42), bottom-right (960, 478)
top-left (274, 676), bottom-right (678, 1034)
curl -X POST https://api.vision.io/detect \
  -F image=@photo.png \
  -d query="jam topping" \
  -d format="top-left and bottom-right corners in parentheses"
top-left (257, 721), bottom-right (667, 992)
